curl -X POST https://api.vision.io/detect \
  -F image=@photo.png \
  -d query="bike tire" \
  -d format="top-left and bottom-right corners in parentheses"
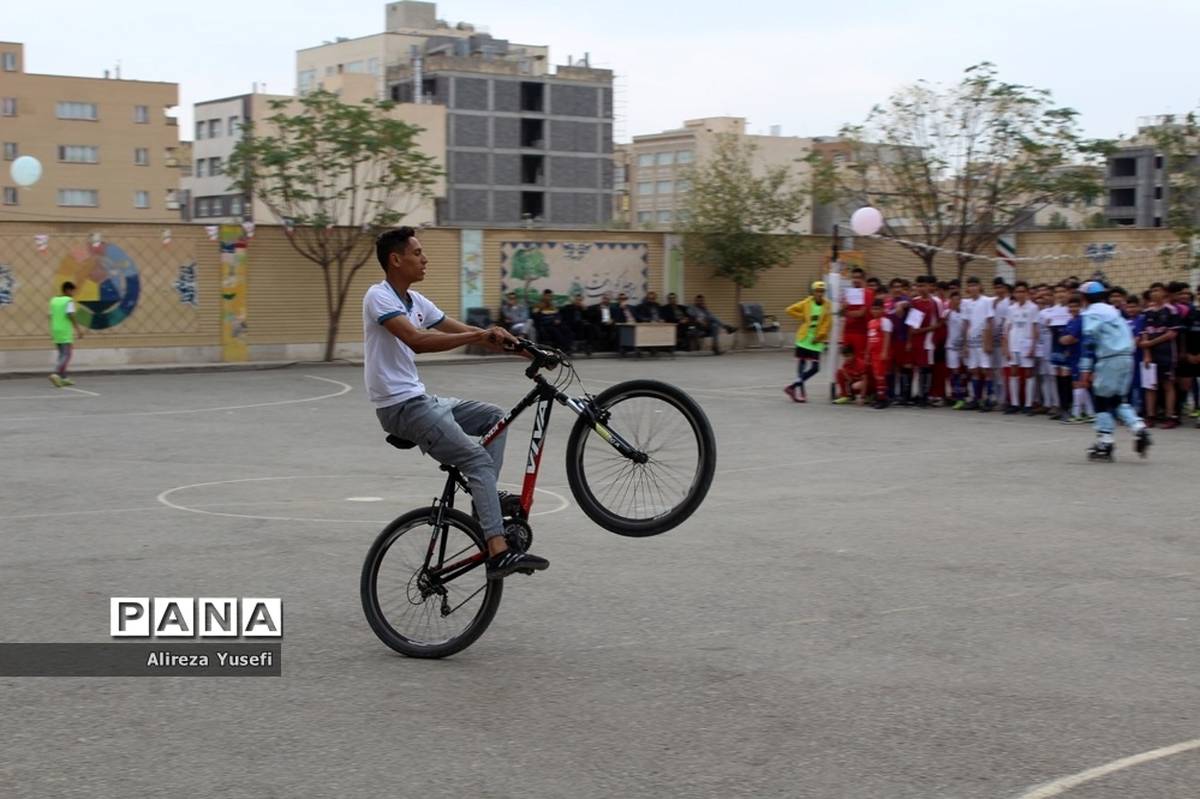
top-left (565, 379), bottom-right (716, 537)
top-left (361, 507), bottom-right (503, 659)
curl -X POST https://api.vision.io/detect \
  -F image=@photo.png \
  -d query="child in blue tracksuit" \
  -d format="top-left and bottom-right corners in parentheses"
top-left (1077, 282), bottom-right (1151, 459)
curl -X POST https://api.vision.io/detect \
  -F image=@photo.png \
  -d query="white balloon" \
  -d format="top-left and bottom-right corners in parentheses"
top-left (10, 155), bottom-right (43, 187)
top-left (850, 206), bottom-right (883, 236)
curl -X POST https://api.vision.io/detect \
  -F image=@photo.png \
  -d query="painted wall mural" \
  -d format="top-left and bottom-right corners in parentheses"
top-left (499, 241), bottom-right (649, 306)
top-left (219, 226), bottom-right (249, 362)
top-left (55, 242), bottom-right (141, 329)
top-left (460, 229), bottom-right (484, 311)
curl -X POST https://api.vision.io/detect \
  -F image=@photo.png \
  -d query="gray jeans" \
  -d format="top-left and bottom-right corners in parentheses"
top-left (377, 395), bottom-right (507, 539)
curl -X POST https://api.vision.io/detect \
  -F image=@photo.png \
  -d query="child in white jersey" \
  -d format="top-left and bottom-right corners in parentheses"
top-left (1003, 281), bottom-right (1039, 414)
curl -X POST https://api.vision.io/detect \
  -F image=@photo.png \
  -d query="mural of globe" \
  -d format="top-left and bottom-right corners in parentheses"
top-left (55, 242), bottom-right (140, 329)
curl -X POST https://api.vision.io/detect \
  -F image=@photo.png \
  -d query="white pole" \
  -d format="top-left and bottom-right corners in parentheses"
top-left (825, 262), bottom-right (843, 401)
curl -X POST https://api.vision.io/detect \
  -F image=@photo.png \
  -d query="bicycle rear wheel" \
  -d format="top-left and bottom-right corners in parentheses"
top-left (361, 507), bottom-right (502, 658)
top-left (565, 379), bottom-right (716, 537)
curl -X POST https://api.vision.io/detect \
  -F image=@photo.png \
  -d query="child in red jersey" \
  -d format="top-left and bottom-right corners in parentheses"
top-left (865, 298), bottom-right (893, 409)
top-left (834, 345), bottom-right (867, 405)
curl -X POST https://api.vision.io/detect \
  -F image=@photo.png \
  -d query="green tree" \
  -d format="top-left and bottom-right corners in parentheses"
top-left (508, 247), bottom-right (550, 305)
top-left (1143, 111), bottom-right (1200, 270)
top-left (1084, 212), bottom-right (1113, 229)
top-left (811, 63), bottom-right (1111, 279)
top-left (226, 89), bottom-right (442, 361)
top-left (680, 134), bottom-right (809, 322)
top-left (1046, 211), bottom-right (1071, 229)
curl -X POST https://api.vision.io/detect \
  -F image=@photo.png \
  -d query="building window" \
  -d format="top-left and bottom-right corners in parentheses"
top-left (209, 119), bottom-right (221, 138)
top-left (231, 195), bottom-right (244, 216)
top-left (1154, 156), bottom-right (1164, 170)
top-left (2, 53), bottom-right (15, 71)
top-left (134, 105), bottom-right (149, 123)
top-left (2, 142), bottom-right (15, 161)
top-left (3, 186), bottom-right (16, 205)
top-left (656, 152), bottom-right (675, 167)
top-left (656, 210), bottom-right (672, 223)
top-left (58, 145), bottom-right (99, 163)
top-left (1154, 185), bottom-right (1163, 200)
top-left (1, 97), bottom-right (16, 116)
top-left (195, 159), bottom-right (208, 177)
top-left (298, 69), bottom-right (316, 94)
top-left (196, 198), bottom-right (210, 217)
top-left (325, 65), bottom-right (335, 76)
top-left (57, 101), bottom-right (98, 120)
top-left (346, 60), bottom-right (366, 73)
top-left (228, 116), bottom-right (240, 136)
top-left (134, 147), bottom-right (149, 166)
top-left (134, 190), bottom-right (150, 209)
top-left (656, 180), bottom-right (673, 194)
top-left (613, 165), bottom-right (626, 186)
top-left (58, 189), bottom-right (99, 207)
top-left (637, 181), bottom-right (653, 195)
top-left (637, 153), bottom-right (654, 168)
top-left (195, 120), bottom-right (205, 140)
top-left (676, 150), bottom-right (693, 164)
top-left (636, 211), bottom-right (652, 224)
top-left (368, 57), bottom-right (381, 74)
top-left (209, 157), bottom-right (222, 175)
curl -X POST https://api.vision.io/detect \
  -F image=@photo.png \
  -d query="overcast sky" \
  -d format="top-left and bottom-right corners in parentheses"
top-left (8, 0), bottom-right (1199, 143)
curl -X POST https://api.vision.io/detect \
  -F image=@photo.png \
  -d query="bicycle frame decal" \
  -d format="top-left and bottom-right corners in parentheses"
top-left (521, 398), bottom-right (553, 511)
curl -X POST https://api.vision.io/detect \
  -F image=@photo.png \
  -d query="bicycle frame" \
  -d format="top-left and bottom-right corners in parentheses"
top-left (423, 371), bottom-right (642, 586)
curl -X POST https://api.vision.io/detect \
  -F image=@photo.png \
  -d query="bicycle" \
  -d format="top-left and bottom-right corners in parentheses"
top-left (360, 338), bottom-right (717, 658)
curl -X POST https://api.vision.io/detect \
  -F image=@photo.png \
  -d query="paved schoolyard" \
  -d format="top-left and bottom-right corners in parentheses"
top-left (1, 352), bottom-right (1197, 798)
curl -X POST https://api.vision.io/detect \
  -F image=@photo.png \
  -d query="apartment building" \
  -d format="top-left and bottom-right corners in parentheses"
top-left (184, 73), bottom-right (445, 226)
top-left (0, 42), bottom-right (184, 222)
top-left (626, 117), bottom-right (812, 232)
top-left (300, 1), bottom-right (613, 227)
top-left (1105, 116), bottom-right (1199, 228)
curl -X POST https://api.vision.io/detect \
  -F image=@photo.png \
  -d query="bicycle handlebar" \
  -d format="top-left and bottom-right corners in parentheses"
top-left (506, 337), bottom-right (564, 372)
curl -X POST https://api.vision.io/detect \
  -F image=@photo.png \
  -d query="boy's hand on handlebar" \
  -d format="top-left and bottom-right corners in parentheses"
top-left (481, 326), bottom-right (522, 353)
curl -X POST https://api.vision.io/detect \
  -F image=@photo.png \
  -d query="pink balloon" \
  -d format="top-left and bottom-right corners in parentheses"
top-left (850, 206), bottom-right (883, 236)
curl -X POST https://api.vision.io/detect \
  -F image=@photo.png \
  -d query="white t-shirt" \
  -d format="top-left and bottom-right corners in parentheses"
top-left (1036, 306), bottom-right (1057, 358)
top-left (991, 296), bottom-right (1011, 341)
top-left (362, 281), bottom-right (446, 408)
top-left (946, 309), bottom-right (967, 348)
top-left (962, 296), bottom-right (994, 339)
top-left (1006, 300), bottom-right (1038, 354)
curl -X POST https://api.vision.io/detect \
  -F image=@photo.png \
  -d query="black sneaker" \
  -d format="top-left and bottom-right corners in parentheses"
top-left (1003, 405), bottom-right (1019, 415)
top-left (486, 549), bottom-right (549, 580)
top-left (1135, 428), bottom-right (1152, 458)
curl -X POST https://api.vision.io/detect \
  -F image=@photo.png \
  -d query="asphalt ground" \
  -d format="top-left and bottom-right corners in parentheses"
top-left (1, 351), bottom-right (1197, 798)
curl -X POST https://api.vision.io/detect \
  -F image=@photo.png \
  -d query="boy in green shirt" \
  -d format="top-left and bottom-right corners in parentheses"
top-left (48, 281), bottom-right (84, 387)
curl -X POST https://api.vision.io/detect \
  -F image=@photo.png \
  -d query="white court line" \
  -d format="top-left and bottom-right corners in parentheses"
top-left (1014, 738), bottom-right (1200, 798)
top-left (0, 388), bottom-right (99, 400)
top-left (156, 474), bottom-right (570, 524)
top-left (0, 374), bottom-right (350, 422)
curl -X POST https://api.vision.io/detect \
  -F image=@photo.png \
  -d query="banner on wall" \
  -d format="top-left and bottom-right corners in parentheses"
top-left (460, 229), bottom-right (483, 313)
top-left (499, 241), bottom-right (649, 306)
top-left (219, 225), bottom-right (249, 362)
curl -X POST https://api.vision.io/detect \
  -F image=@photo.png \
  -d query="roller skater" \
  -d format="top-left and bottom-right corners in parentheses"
top-left (1077, 281), bottom-right (1152, 462)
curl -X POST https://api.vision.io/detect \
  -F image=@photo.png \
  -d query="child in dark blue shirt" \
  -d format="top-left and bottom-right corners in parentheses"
top-left (1059, 295), bottom-right (1094, 422)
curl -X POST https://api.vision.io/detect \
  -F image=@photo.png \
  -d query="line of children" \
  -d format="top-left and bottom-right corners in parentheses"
top-left (809, 275), bottom-right (1200, 429)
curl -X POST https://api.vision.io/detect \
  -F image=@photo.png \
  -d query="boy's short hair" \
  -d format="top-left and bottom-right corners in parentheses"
top-left (1142, 289), bottom-right (1153, 301)
top-left (375, 226), bottom-right (417, 271)
top-left (1149, 281), bottom-right (1165, 291)
top-left (850, 266), bottom-right (865, 277)
top-left (889, 277), bottom-right (904, 287)
top-left (1067, 293), bottom-right (1082, 305)
top-left (966, 276), bottom-right (981, 285)
top-left (948, 289), bottom-right (960, 298)
top-left (936, 281), bottom-right (949, 291)
top-left (1013, 280), bottom-right (1029, 290)
top-left (1167, 280), bottom-right (1188, 293)
top-left (1109, 286), bottom-right (1126, 298)
top-left (61, 281), bottom-right (76, 293)
top-left (871, 297), bottom-right (885, 307)
top-left (1128, 294), bottom-right (1142, 304)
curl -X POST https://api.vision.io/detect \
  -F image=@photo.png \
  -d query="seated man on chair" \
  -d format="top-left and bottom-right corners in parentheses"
top-left (558, 293), bottom-right (597, 356)
top-left (660, 292), bottom-right (695, 350)
top-left (688, 294), bottom-right (737, 355)
top-left (636, 291), bottom-right (663, 323)
top-left (364, 227), bottom-right (549, 580)
top-left (500, 291), bottom-right (534, 338)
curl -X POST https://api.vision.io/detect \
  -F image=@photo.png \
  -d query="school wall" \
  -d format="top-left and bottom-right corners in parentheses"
top-left (0, 222), bottom-right (1193, 369)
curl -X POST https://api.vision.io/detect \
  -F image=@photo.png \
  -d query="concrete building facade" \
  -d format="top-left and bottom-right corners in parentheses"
top-left (625, 117), bottom-right (812, 232)
top-left (183, 74), bottom-right (445, 227)
top-left (0, 42), bottom-right (185, 223)
top-left (298, 2), bottom-right (613, 228)
top-left (1105, 116), bottom-right (1199, 228)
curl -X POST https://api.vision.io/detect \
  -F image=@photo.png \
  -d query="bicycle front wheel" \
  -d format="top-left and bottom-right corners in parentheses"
top-left (361, 507), bottom-right (502, 658)
top-left (565, 379), bottom-right (716, 537)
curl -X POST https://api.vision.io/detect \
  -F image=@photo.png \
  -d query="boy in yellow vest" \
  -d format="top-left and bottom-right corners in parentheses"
top-left (48, 281), bottom-right (84, 387)
top-left (784, 281), bottom-right (831, 402)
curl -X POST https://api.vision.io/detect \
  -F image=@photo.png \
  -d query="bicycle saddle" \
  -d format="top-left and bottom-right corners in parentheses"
top-left (385, 434), bottom-right (417, 450)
